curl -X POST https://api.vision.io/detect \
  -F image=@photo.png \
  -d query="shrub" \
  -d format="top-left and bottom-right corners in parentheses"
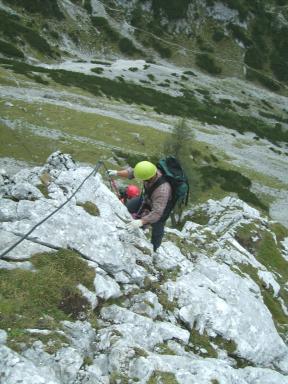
top-left (244, 46), bottom-right (265, 70)
top-left (150, 37), bottom-right (172, 58)
top-left (183, 70), bottom-right (196, 76)
top-left (3, 0), bottom-right (64, 19)
top-left (91, 17), bottom-right (120, 42)
top-left (151, 0), bottom-right (190, 19)
top-left (83, 0), bottom-right (92, 14)
top-left (228, 23), bottom-right (252, 47)
top-left (212, 29), bottom-right (225, 42)
top-left (196, 53), bottom-right (222, 75)
top-left (0, 40), bottom-right (24, 58)
top-left (0, 10), bottom-right (54, 56)
top-left (270, 50), bottom-right (288, 83)
top-left (118, 37), bottom-right (139, 55)
top-left (246, 68), bottom-right (281, 92)
top-left (91, 67), bottom-right (104, 74)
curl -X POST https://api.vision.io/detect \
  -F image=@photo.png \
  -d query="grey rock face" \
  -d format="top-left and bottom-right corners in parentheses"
top-left (0, 152), bottom-right (287, 383)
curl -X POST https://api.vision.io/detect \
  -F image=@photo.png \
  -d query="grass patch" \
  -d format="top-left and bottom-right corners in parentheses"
top-left (0, 97), bottom-right (166, 163)
top-left (0, 119), bottom-right (110, 166)
top-left (154, 343), bottom-right (176, 355)
top-left (147, 371), bottom-right (178, 384)
top-left (0, 249), bottom-right (97, 351)
top-left (77, 201), bottom-right (100, 216)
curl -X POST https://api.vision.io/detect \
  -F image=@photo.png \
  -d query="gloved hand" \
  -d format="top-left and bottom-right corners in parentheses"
top-left (125, 219), bottom-right (143, 233)
top-left (107, 169), bottom-right (118, 177)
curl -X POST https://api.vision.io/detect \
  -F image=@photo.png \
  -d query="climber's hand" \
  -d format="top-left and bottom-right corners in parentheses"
top-left (107, 169), bottom-right (118, 177)
top-left (125, 219), bottom-right (143, 233)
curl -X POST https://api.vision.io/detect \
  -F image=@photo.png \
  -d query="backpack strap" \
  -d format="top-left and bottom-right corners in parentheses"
top-left (144, 176), bottom-right (167, 198)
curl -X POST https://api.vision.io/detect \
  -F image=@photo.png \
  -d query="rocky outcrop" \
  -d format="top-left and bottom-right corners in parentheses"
top-left (0, 152), bottom-right (287, 383)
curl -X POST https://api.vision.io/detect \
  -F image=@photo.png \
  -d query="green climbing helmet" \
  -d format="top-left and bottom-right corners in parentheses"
top-left (134, 161), bottom-right (157, 180)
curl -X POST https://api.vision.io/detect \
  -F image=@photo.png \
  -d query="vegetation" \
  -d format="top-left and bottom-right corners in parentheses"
top-left (147, 371), bottom-right (178, 384)
top-left (91, 16), bottom-right (120, 42)
top-left (228, 23), bottom-right (252, 47)
top-left (199, 166), bottom-right (268, 212)
top-left (195, 53), bottom-right (222, 75)
top-left (77, 201), bottom-right (100, 216)
top-left (235, 223), bottom-right (288, 334)
top-left (118, 37), bottom-right (140, 56)
top-left (244, 47), bottom-right (265, 70)
top-left (3, 0), bottom-right (64, 19)
top-left (1, 58), bottom-right (287, 145)
top-left (0, 249), bottom-right (96, 351)
top-left (0, 9), bottom-right (54, 57)
top-left (150, 37), bottom-right (172, 58)
top-left (0, 40), bottom-right (24, 58)
top-left (151, 0), bottom-right (190, 19)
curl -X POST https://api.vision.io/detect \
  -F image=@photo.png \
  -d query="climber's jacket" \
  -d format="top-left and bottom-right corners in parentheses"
top-left (127, 167), bottom-right (172, 225)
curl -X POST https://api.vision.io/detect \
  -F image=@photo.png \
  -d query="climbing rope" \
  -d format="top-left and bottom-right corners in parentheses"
top-left (0, 161), bottom-right (104, 259)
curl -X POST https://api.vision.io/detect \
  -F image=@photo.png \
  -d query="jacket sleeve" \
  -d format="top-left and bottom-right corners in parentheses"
top-left (141, 182), bottom-right (171, 224)
top-left (127, 167), bottom-right (134, 179)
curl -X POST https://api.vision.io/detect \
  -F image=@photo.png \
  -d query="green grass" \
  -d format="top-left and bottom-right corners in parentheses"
top-left (77, 201), bottom-right (100, 216)
top-left (0, 97), bottom-right (167, 163)
top-left (147, 371), bottom-right (178, 384)
top-left (0, 249), bottom-right (97, 352)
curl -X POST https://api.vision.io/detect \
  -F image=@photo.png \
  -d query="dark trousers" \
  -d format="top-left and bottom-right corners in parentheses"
top-left (126, 197), bottom-right (166, 252)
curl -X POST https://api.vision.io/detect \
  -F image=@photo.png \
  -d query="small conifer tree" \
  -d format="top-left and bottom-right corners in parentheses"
top-left (163, 119), bottom-right (201, 226)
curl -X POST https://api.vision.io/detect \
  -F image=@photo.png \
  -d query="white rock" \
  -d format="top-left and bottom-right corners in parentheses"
top-left (94, 273), bottom-right (122, 300)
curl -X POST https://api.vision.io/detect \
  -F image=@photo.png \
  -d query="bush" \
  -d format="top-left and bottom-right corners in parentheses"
top-left (91, 67), bottom-right (104, 74)
top-left (150, 37), bottom-right (172, 58)
top-left (83, 0), bottom-right (92, 14)
top-left (0, 10), bottom-right (54, 56)
top-left (118, 37), bottom-right (139, 56)
top-left (246, 68), bottom-right (281, 92)
top-left (91, 17), bottom-right (120, 42)
top-left (228, 23), bottom-right (252, 47)
top-left (3, 0), bottom-right (64, 19)
top-left (0, 40), bottom-right (24, 58)
top-left (196, 53), bottom-right (222, 75)
top-left (270, 50), bottom-right (288, 83)
top-left (244, 46), bottom-right (265, 70)
top-left (151, 0), bottom-right (190, 19)
top-left (212, 29), bottom-right (225, 42)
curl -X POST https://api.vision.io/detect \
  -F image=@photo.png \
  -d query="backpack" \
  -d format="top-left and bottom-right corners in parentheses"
top-left (145, 156), bottom-right (189, 210)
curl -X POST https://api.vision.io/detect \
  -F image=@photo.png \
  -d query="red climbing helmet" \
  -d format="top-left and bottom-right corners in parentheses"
top-left (126, 184), bottom-right (140, 199)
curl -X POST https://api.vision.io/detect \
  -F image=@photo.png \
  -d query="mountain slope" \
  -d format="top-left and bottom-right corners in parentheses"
top-left (0, 0), bottom-right (288, 91)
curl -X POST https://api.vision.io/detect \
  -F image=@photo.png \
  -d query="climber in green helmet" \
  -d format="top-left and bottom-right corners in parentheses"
top-left (107, 160), bottom-right (173, 252)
